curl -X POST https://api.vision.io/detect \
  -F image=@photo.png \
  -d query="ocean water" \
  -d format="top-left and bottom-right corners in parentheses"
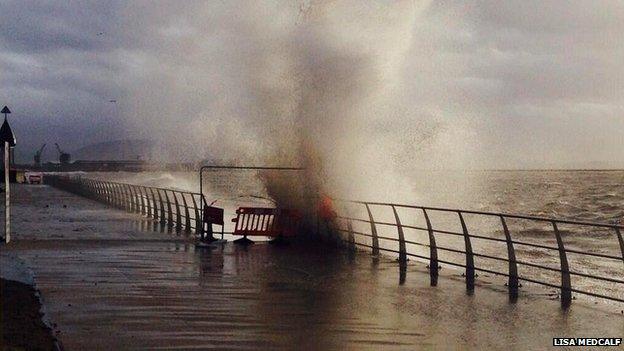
top-left (90, 170), bottom-right (623, 303)
top-left (92, 170), bottom-right (623, 224)
top-left (408, 170), bottom-right (623, 225)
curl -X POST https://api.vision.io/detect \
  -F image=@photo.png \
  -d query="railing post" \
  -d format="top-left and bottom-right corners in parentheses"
top-left (157, 189), bottom-right (166, 225)
top-left (143, 187), bottom-right (150, 217)
top-left (103, 181), bottom-right (109, 203)
top-left (150, 187), bottom-right (157, 219)
top-left (115, 183), bottom-right (123, 209)
top-left (132, 186), bottom-right (141, 214)
top-left (364, 204), bottom-right (379, 257)
top-left (127, 185), bottom-right (136, 213)
top-left (135, 186), bottom-right (143, 214)
top-left (192, 194), bottom-right (202, 235)
top-left (126, 184), bottom-right (133, 211)
top-left (163, 190), bottom-right (174, 227)
top-left (138, 187), bottom-right (146, 216)
top-left (94, 180), bottom-right (100, 200)
top-left (101, 181), bottom-right (107, 202)
top-left (172, 191), bottom-right (182, 230)
top-left (347, 220), bottom-right (356, 252)
top-left (121, 184), bottom-right (132, 212)
top-left (146, 187), bottom-right (154, 218)
top-left (149, 188), bottom-right (159, 220)
top-left (500, 216), bottom-right (519, 302)
top-left (458, 212), bottom-right (475, 294)
top-left (98, 181), bottom-right (105, 202)
top-left (116, 183), bottom-right (123, 209)
top-left (93, 180), bottom-right (99, 200)
top-left (94, 181), bottom-right (101, 200)
top-left (124, 184), bottom-right (133, 212)
top-left (422, 208), bottom-right (438, 286)
top-left (110, 183), bottom-right (118, 207)
top-left (121, 184), bottom-right (128, 210)
top-left (114, 183), bottom-right (120, 207)
top-left (615, 227), bottom-right (624, 267)
top-left (129, 185), bottom-right (137, 212)
top-left (93, 180), bottom-right (100, 201)
top-left (552, 221), bottom-right (572, 309)
top-left (121, 183), bottom-right (128, 209)
top-left (391, 206), bottom-right (408, 267)
top-left (98, 181), bottom-right (105, 203)
top-left (182, 193), bottom-right (192, 233)
top-left (102, 182), bottom-right (109, 204)
top-left (107, 182), bottom-right (114, 205)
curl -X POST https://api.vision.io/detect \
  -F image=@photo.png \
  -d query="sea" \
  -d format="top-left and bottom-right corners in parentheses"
top-left (88, 169), bottom-right (623, 304)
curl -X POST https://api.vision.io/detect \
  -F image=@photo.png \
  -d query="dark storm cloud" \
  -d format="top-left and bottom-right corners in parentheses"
top-left (0, 0), bottom-right (622, 168)
top-left (0, 1), bottom-right (123, 53)
top-left (0, 0), bottom-right (129, 162)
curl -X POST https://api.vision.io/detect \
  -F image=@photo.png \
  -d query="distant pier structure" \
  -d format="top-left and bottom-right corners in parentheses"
top-left (15, 160), bottom-right (198, 172)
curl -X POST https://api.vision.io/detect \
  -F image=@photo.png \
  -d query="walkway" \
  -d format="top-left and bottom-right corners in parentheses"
top-left (1, 184), bottom-right (622, 350)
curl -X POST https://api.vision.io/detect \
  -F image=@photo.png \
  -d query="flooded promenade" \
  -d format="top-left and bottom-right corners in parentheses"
top-left (2, 184), bottom-right (623, 350)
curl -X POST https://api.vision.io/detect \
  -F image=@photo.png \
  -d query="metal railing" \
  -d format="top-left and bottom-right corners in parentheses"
top-left (45, 175), bottom-right (216, 238)
top-left (330, 199), bottom-right (624, 307)
top-left (45, 175), bottom-right (623, 307)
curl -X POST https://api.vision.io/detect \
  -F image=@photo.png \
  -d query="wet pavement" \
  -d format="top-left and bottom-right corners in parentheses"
top-left (1, 184), bottom-right (623, 350)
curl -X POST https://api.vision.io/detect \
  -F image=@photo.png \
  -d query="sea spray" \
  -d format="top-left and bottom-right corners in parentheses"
top-left (254, 1), bottom-right (434, 236)
top-left (119, 1), bottom-right (449, 227)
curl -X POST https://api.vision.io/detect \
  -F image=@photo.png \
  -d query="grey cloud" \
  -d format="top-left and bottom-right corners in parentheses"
top-left (0, 1), bottom-right (124, 53)
top-left (0, 0), bottom-right (623, 171)
top-left (0, 1), bottom-right (128, 162)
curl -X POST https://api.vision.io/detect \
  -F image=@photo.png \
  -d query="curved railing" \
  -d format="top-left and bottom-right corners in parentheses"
top-left (330, 199), bottom-right (624, 307)
top-left (45, 175), bottom-right (215, 238)
top-left (45, 175), bottom-right (623, 308)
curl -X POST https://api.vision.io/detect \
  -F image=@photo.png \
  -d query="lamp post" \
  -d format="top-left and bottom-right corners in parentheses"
top-left (1, 106), bottom-right (16, 244)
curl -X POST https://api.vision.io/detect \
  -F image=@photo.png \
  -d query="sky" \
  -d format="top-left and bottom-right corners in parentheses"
top-left (1, 0), bottom-right (623, 169)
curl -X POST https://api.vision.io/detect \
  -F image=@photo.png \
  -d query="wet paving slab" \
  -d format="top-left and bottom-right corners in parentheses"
top-left (2, 185), bottom-right (623, 350)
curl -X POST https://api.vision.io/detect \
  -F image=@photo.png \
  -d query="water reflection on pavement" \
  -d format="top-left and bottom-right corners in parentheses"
top-left (11, 241), bottom-right (620, 350)
top-left (3, 185), bottom-right (623, 350)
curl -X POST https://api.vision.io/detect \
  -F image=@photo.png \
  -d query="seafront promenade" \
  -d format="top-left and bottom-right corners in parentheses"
top-left (1, 184), bottom-right (622, 350)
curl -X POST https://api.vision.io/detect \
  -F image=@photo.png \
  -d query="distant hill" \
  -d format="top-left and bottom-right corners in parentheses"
top-left (71, 139), bottom-right (212, 163)
top-left (73, 139), bottom-right (155, 161)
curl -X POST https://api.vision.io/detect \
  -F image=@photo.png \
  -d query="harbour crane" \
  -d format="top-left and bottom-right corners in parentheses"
top-left (34, 143), bottom-right (46, 167)
top-left (54, 143), bottom-right (71, 165)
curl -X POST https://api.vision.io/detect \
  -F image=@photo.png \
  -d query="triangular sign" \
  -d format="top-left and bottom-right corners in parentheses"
top-left (0, 118), bottom-right (16, 146)
top-left (1, 106), bottom-right (11, 114)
